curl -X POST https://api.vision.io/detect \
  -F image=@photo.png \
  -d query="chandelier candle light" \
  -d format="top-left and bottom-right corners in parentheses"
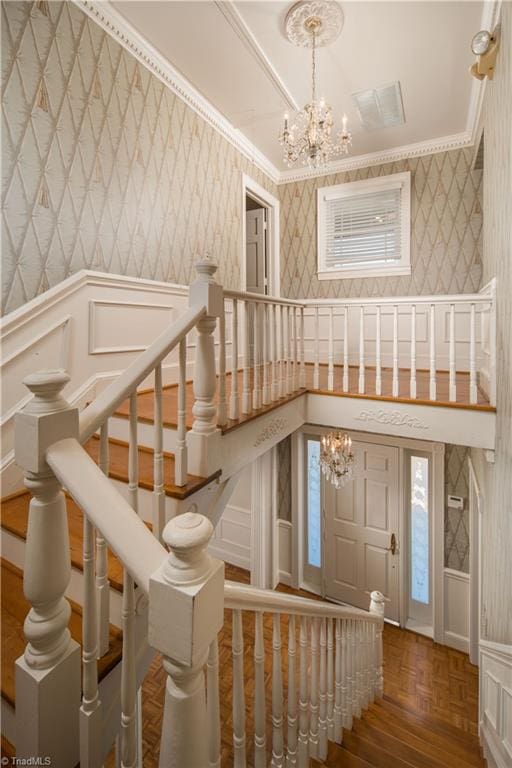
top-left (280, 0), bottom-right (352, 168)
top-left (320, 431), bottom-right (354, 488)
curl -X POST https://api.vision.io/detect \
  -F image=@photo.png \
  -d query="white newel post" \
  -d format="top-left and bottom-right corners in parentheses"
top-left (369, 591), bottom-right (386, 699)
top-left (14, 371), bottom-right (81, 766)
top-left (188, 257), bottom-right (224, 477)
top-left (148, 511), bottom-right (225, 768)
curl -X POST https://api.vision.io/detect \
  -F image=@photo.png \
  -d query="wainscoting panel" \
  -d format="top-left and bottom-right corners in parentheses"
top-left (480, 641), bottom-right (512, 768)
top-left (208, 505), bottom-right (252, 571)
top-left (443, 568), bottom-right (469, 653)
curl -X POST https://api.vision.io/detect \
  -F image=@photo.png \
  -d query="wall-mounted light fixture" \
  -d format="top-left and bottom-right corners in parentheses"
top-left (469, 25), bottom-right (500, 80)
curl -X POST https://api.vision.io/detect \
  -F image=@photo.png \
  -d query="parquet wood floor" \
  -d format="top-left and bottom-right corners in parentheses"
top-left (107, 564), bottom-right (485, 768)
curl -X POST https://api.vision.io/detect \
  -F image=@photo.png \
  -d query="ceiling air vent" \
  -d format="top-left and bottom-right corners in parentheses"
top-left (352, 81), bottom-right (405, 131)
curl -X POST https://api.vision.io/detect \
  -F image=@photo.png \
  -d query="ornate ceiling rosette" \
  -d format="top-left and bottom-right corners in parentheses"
top-left (284, 0), bottom-right (344, 49)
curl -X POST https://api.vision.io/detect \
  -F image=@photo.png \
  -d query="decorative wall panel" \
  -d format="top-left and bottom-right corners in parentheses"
top-left (445, 444), bottom-right (470, 573)
top-left (279, 149), bottom-right (482, 299)
top-left (475, 1), bottom-right (512, 645)
top-left (277, 435), bottom-right (292, 522)
top-left (1, 0), bottom-right (276, 315)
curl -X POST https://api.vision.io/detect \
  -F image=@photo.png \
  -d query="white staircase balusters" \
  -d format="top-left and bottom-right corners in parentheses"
top-left (326, 618), bottom-right (335, 742)
top-left (242, 300), bottom-right (251, 414)
top-left (81, 516), bottom-right (102, 768)
top-left (410, 305), bottom-right (417, 399)
top-left (292, 307), bottom-right (298, 392)
top-left (253, 303), bottom-right (261, 410)
top-left (300, 306), bottom-right (306, 388)
top-left (280, 304), bottom-right (286, 399)
top-left (175, 340), bottom-right (188, 487)
top-left (449, 303), bottom-right (457, 402)
top-left (271, 303), bottom-right (279, 401)
top-left (392, 305), bottom-right (399, 397)
top-left (334, 620), bottom-right (343, 741)
top-left (313, 307), bottom-right (320, 389)
top-left (218, 310), bottom-right (228, 426)
top-left (97, 422), bottom-right (111, 657)
top-left (369, 591), bottom-right (386, 698)
top-left (207, 639), bottom-right (221, 768)
top-left (14, 371), bottom-right (81, 767)
top-left (343, 307), bottom-right (349, 393)
top-left (263, 303), bottom-right (270, 405)
top-left (286, 306), bottom-right (293, 396)
top-left (358, 306), bottom-right (365, 395)
top-left (232, 609), bottom-right (247, 768)
top-left (375, 305), bottom-right (382, 396)
top-left (153, 363), bottom-right (166, 536)
top-left (342, 622), bottom-right (352, 731)
top-left (230, 298), bottom-right (240, 420)
top-left (318, 618), bottom-right (328, 762)
top-left (429, 303), bottom-right (437, 400)
top-left (328, 307), bottom-right (334, 392)
top-left (286, 615), bottom-right (298, 768)
top-left (271, 613), bottom-right (285, 768)
top-left (470, 302), bottom-right (477, 404)
top-left (297, 616), bottom-right (309, 767)
top-left (254, 612), bottom-right (266, 768)
top-left (309, 617), bottom-right (319, 758)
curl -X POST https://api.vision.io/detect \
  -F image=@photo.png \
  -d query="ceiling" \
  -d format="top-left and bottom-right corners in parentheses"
top-left (110, 0), bottom-right (484, 174)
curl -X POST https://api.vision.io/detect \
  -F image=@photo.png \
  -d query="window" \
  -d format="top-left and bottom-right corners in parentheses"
top-left (306, 440), bottom-right (321, 568)
top-left (317, 171), bottom-right (411, 280)
top-left (410, 455), bottom-right (429, 605)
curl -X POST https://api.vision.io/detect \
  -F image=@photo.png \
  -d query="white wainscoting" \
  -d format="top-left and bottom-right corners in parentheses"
top-left (480, 641), bottom-right (512, 768)
top-left (208, 505), bottom-right (252, 571)
top-left (277, 519), bottom-right (292, 586)
top-left (443, 568), bottom-right (470, 653)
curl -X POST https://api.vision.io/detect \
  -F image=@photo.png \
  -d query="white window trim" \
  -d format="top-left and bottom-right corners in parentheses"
top-left (317, 171), bottom-right (411, 281)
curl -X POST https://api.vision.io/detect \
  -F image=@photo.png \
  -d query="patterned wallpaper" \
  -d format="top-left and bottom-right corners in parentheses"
top-left (474, 1), bottom-right (512, 645)
top-left (277, 436), bottom-right (292, 522)
top-left (445, 445), bottom-right (470, 573)
top-left (279, 149), bottom-right (483, 299)
top-left (0, 0), bottom-right (276, 315)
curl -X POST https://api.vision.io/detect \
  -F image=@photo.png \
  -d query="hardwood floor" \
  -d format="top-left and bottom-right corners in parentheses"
top-left (110, 564), bottom-right (484, 767)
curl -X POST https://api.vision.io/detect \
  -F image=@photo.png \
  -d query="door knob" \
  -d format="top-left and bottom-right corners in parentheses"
top-left (386, 533), bottom-right (397, 555)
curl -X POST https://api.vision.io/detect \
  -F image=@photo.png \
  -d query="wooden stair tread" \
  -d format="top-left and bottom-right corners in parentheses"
top-left (1, 559), bottom-right (123, 709)
top-left (370, 700), bottom-right (484, 766)
top-left (1, 491), bottom-right (124, 593)
top-left (330, 729), bottom-right (419, 768)
top-left (84, 434), bottom-right (220, 499)
top-left (353, 712), bottom-right (483, 768)
top-left (312, 747), bottom-right (375, 768)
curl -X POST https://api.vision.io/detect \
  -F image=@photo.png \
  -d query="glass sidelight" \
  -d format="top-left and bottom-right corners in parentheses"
top-left (408, 453), bottom-right (432, 630)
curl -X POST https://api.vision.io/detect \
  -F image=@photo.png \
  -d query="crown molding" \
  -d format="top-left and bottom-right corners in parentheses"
top-left (72, 0), bottom-right (499, 189)
top-left (278, 131), bottom-right (474, 184)
top-left (73, 0), bottom-right (281, 184)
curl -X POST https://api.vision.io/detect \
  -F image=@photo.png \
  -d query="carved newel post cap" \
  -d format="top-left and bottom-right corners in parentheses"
top-left (369, 590), bottom-right (388, 617)
top-left (162, 510), bottom-right (214, 586)
top-left (23, 369), bottom-right (70, 414)
top-left (194, 254), bottom-right (218, 282)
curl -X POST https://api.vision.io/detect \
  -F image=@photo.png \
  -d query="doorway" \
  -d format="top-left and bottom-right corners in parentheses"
top-left (241, 173), bottom-right (280, 297)
top-left (295, 428), bottom-right (444, 635)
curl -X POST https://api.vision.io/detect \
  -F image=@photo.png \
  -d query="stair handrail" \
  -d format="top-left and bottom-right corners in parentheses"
top-left (224, 287), bottom-right (304, 307)
top-left (224, 580), bottom-right (384, 623)
top-left (79, 302), bottom-right (206, 443)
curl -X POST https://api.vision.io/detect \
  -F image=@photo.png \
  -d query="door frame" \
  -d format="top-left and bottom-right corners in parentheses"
top-left (292, 425), bottom-right (445, 637)
top-left (468, 455), bottom-right (483, 666)
top-left (241, 173), bottom-right (280, 297)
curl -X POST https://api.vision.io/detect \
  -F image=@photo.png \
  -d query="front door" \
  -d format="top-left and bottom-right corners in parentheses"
top-left (323, 441), bottom-right (400, 621)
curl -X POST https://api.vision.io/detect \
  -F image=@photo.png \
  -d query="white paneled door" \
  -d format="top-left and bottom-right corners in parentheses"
top-left (323, 442), bottom-right (400, 622)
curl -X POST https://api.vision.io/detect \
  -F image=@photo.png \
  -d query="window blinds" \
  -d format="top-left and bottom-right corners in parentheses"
top-left (323, 186), bottom-right (402, 269)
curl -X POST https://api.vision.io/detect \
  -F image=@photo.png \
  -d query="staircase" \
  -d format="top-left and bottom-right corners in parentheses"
top-left (0, 258), bottom-right (489, 766)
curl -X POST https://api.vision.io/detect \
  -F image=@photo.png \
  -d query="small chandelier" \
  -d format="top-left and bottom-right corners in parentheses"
top-left (320, 431), bottom-right (354, 488)
top-left (279, 1), bottom-right (352, 168)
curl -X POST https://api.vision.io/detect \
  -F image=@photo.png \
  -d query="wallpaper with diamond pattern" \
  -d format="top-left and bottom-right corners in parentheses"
top-left (445, 445), bottom-right (470, 573)
top-left (279, 149), bottom-right (482, 299)
top-left (474, 0), bottom-right (512, 645)
top-left (277, 436), bottom-right (292, 522)
top-left (1, 0), bottom-right (276, 315)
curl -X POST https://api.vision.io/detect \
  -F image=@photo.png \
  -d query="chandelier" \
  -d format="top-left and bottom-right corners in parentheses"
top-left (320, 431), bottom-right (354, 488)
top-left (279, 1), bottom-right (352, 168)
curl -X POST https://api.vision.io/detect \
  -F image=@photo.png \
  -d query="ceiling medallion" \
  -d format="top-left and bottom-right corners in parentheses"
top-left (280, 0), bottom-right (351, 168)
top-left (284, 0), bottom-right (344, 48)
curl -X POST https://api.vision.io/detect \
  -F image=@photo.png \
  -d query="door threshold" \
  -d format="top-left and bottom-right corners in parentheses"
top-left (405, 619), bottom-right (433, 639)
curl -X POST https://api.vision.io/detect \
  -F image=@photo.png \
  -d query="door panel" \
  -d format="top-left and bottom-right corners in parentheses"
top-left (324, 441), bottom-right (400, 621)
top-left (246, 209), bottom-right (266, 294)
